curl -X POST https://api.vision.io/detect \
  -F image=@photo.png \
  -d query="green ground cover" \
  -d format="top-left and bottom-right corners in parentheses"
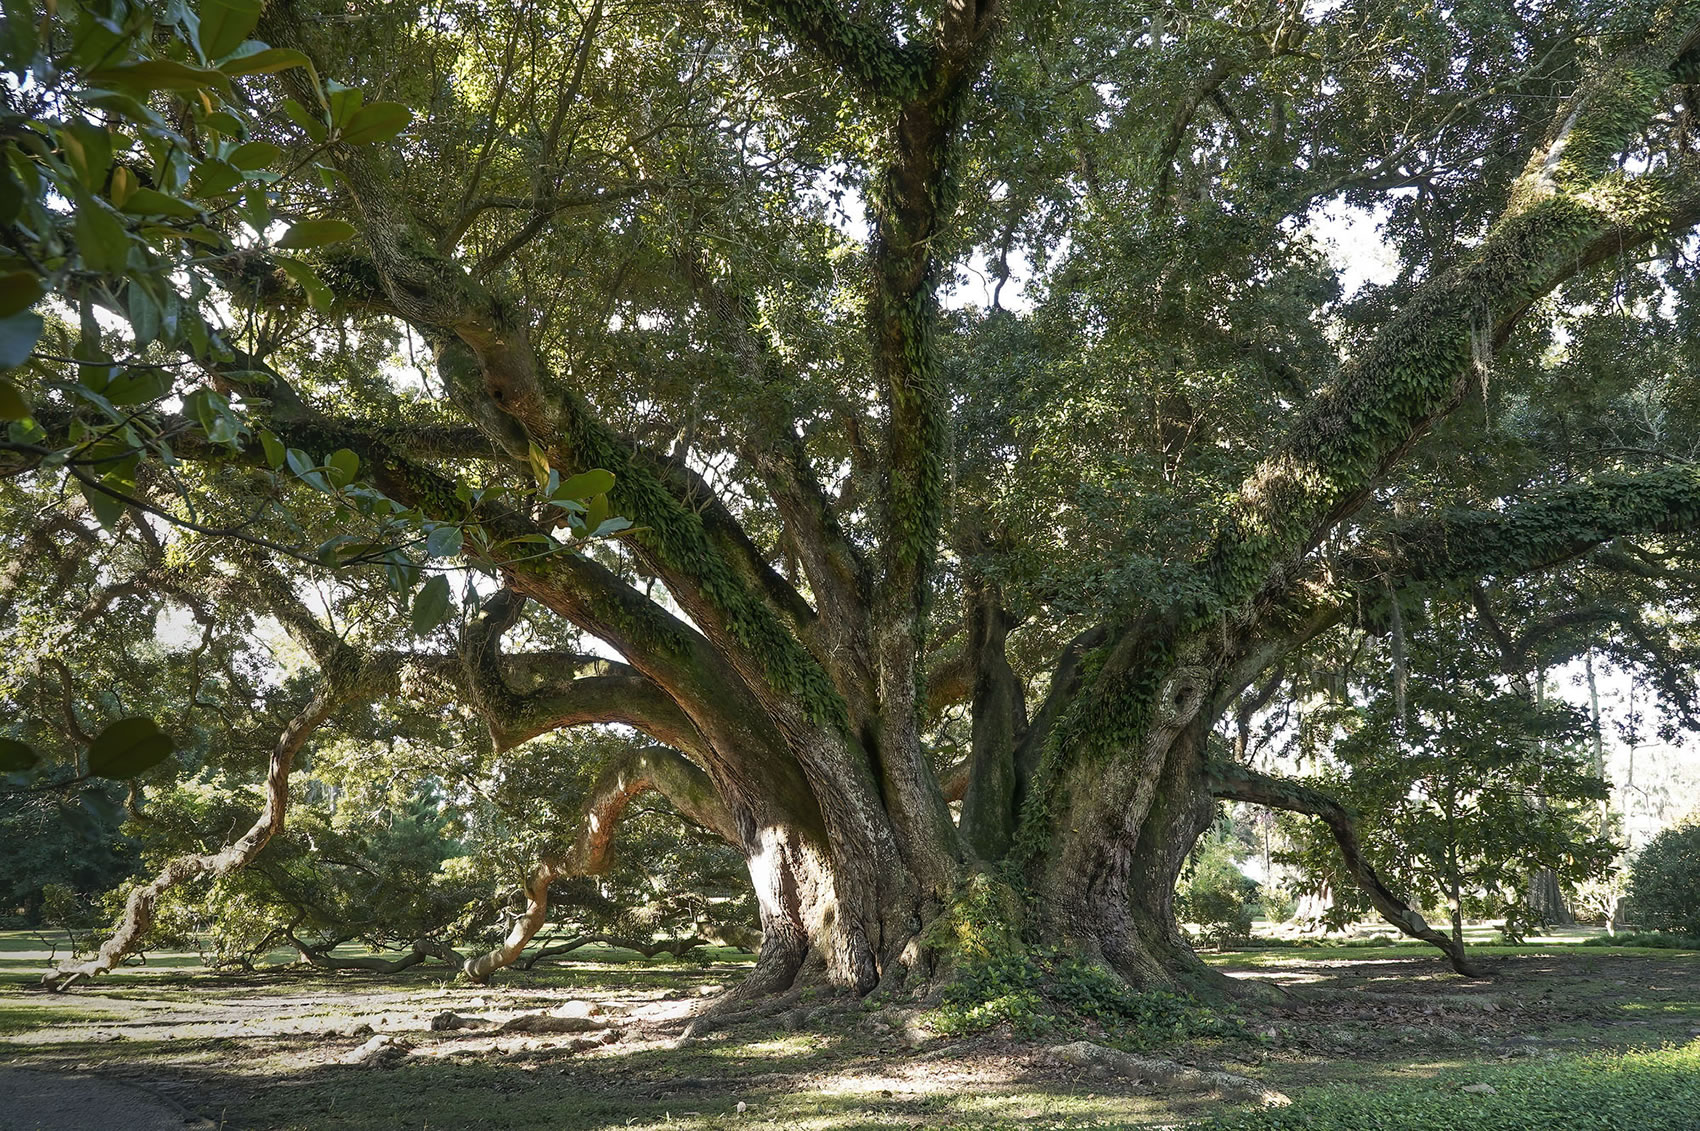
top-left (0, 930), bottom-right (1695, 1129)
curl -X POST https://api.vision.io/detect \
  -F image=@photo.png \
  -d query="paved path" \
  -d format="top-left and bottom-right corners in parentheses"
top-left (0, 1068), bottom-right (209, 1131)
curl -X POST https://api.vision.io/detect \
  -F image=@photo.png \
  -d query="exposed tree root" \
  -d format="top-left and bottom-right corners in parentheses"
top-left (679, 985), bottom-right (810, 1040)
top-left (1207, 761), bottom-right (1487, 977)
top-left (42, 689), bottom-right (338, 991)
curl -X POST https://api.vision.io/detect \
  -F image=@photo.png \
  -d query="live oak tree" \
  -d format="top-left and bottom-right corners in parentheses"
top-left (6, 0), bottom-right (1700, 1000)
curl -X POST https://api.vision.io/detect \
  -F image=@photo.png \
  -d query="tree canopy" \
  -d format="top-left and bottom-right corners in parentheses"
top-left (3, 0), bottom-right (1700, 1000)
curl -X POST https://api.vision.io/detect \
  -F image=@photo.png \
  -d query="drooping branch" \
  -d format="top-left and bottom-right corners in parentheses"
top-left (1381, 467), bottom-right (1700, 588)
top-left (44, 682), bottom-right (343, 990)
top-left (461, 744), bottom-right (737, 982)
top-left (1205, 761), bottom-right (1484, 977)
top-left (285, 928), bottom-right (465, 973)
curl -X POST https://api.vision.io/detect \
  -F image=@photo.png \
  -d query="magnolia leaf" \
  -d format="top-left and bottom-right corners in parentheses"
top-left (555, 468), bottom-right (615, 500)
top-left (87, 716), bottom-right (175, 779)
top-left (411, 574), bottom-right (452, 635)
top-left (189, 159), bottom-right (243, 198)
top-left (75, 199), bottom-right (129, 274)
top-left (424, 524), bottom-right (463, 558)
top-left (0, 310), bottom-right (43, 369)
top-left (204, 110), bottom-right (245, 135)
top-left (325, 447), bottom-right (359, 488)
top-left (0, 737), bottom-right (37, 772)
top-left (86, 60), bottom-right (232, 96)
top-left (0, 376), bottom-right (29, 420)
top-left (105, 367), bottom-right (172, 406)
top-left (276, 219), bottom-right (356, 249)
top-left (584, 492), bottom-right (609, 536)
top-left (277, 257), bottom-right (333, 311)
top-left (109, 164), bottom-right (137, 207)
top-left (79, 476), bottom-right (126, 529)
top-left (0, 271), bottom-right (43, 318)
top-left (221, 47), bottom-right (311, 76)
top-left (259, 430), bottom-right (286, 469)
top-left (339, 101), bottom-right (410, 145)
top-left (196, 0), bottom-right (263, 60)
top-left (281, 99), bottom-right (327, 143)
top-left (527, 441), bottom-right (551, 489)
top-left (118, 187), bottom-right (200, 218)
top-left (227, 140), bottom-right (282, 170)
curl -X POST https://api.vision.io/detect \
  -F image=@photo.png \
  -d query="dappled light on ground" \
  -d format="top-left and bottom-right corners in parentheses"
top-left (3, 932), bottom-right (1698, 1129)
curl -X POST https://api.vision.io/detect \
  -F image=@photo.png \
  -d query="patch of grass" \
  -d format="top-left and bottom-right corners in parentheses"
top-left (0, 1002), bottom-right (108, 1034)
top-left (1580, 931), bottom-right (1700, 950)
top-left (1194, 1041), bottom-right (1700, 1131)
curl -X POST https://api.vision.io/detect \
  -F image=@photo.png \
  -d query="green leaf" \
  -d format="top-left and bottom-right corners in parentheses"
top-left (78, 475), bottom-right (126, 529)
top-left (0, 376), bottom-right (28, 420)
top-left (584, 492), bottom-right (609, 536)
top-left (276, 219), bottom-right (356, 249)
top-left (527, 441), bottom-right (551, 489)
top-left (86, 60), bottom-right (232, 96)
top-left (118, 187), bottom-right (200, 218)
top-left (196, 0), bottom-right (263, 60)
top-left (105, 368), bottom-right (172, 406)
top-left (326, 81), bottom-right (364, 129)
top-left (75, 198), bottom-right (130, 274)
top-left (259, 430), bottom-right (286, 469)
top-left (554, 468), bottom-right (615, 500)
top-left (277, 257), bottom-right (332, 312)
top-left (340, 102), bottom-right (411, 145)
top-left (281, 99), bottom-right (327, 143)
top-left (0, 737), bottom-right (37, 772)
top-left (1, 0), bottom-right (39, 73)
top-left (325, 447), bottom-right (359, 488)
top-left (204, 110), bottom-right (245, 136)
top-left (86, 716), bottom-right (175, 779)
top-left (227, 140), bottom-right (282, 170)
top-left (188, 159), bottom-right (243, 197)
top-left (0, 271), bottom-right (42, 318)
top-left (221, 47), bottom-right (311, 76)
top-left (0, 310), bottom-right (43, 369)
top-left (424, 524), bottom-right (463, 558)
top-left (411, 574), bottom-right (452, 635)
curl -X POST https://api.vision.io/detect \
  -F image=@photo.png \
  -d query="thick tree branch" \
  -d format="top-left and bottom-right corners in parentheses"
top-left (45, 679), bottom-right (345, 990)
top-left (1205, 24), bottom-right (1700, 622)
top-left (1205, 761), bottom-right (1485, 977)
top-left (461, 743), bottom-right (737, 982)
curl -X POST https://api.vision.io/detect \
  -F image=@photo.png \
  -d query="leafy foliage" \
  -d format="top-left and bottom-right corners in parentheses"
top-left (928, 950), bottom-right (1240, 1045)
top-left (1626, 821), bottom-right (1700, 938)
top-left (1179, 824), bottom-right (1259, 949)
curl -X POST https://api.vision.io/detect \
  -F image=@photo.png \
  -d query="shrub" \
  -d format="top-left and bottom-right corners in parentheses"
top-left (926, 950), bottom-right (1241, 1045)
top-left (1626, 821), bottom-right (1700, 937)
top-left (1579, 930), bottom-right (1700, 950)
top-left (1180, 834), bottom-right (1258, 949)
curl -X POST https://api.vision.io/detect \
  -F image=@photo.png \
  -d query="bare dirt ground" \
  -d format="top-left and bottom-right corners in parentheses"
top-left (2, 937), bottom-right (1697, 1131)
